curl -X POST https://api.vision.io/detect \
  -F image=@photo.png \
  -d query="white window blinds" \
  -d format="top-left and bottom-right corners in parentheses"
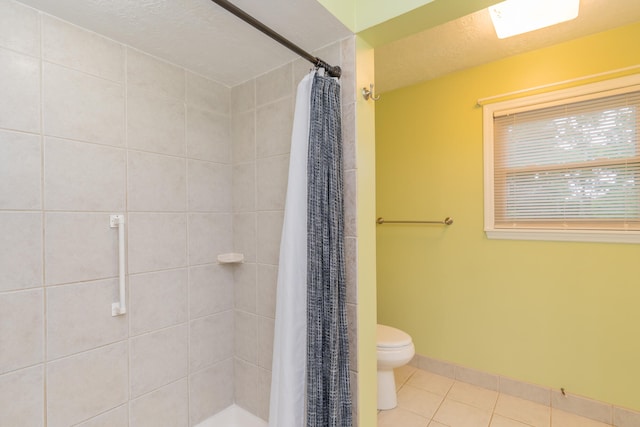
top-left (492, 88), bottom-right (640, 231)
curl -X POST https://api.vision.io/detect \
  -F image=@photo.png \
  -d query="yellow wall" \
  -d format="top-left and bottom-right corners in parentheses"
top-left (355, 35), bottom-right (378, 427)
top-left (376, 22), bottom-right (640, 412)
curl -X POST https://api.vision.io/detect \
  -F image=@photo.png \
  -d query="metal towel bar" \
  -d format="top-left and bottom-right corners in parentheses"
top-left (376, 217), bottom-right (454, 225)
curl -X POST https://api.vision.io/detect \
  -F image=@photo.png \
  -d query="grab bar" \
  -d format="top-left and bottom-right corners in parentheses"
top-left (376, 217), bottom-right (454, 225)
top-left (110, 214), bottom-right (126, 316)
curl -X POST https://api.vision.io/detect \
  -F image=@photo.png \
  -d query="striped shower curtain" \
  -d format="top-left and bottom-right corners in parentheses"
top-left (268, 70), bottom-right (352, 427)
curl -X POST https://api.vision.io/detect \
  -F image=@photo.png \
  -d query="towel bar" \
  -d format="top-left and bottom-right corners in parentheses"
top-left (376, 217), bottom-right (453, 225)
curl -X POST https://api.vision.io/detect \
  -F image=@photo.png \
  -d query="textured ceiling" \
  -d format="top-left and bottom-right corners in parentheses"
top-left (15, 0), bottom-right (640, 92)
top-left (376, 0), bottom-right (640, 93)
top-left (16, 0), bottom-right (352, 87)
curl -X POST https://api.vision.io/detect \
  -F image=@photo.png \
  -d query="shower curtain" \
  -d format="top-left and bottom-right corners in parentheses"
top-left (269, 70), bottom-right (352, 427)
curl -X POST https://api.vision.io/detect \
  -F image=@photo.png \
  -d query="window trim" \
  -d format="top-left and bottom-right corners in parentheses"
top-left (483, 73), bottom-right (640, 244)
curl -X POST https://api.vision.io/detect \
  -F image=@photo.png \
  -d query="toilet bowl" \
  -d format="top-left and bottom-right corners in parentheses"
top-left (376, 324), bottom-right (415, 410)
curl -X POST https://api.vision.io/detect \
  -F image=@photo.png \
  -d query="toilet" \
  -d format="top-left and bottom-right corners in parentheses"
top-left (376, 324), bottom-right (415, 410)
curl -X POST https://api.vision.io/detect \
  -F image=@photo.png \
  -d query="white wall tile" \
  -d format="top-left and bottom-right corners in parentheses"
top-left (46, 279), bottom-right (127, 360)
top-left (0, 289), bottom-right (43, 374)
top-left (256, 264), bottom-right (277, 319)
top-left (233, 212), bottom-right (256, 263)
top-left (189, 311), bottom-right (234, 371)
top-left (47, 342), bottom-right (128, 427)
top-left (234, 358), bottom-right (258, 414)
top-left (42, 15), bottom-right (124, 82)
top-left (128, 213), bottom-right (187, 274)
top-left (189, 264), bottom-right (234, 319)
top-left (129, 269), bottom-right (188, 336)
top-left (0, 212), bottom-right (42, 292)
top-left (130, 324), bottom-right (188, 398)
top-left (130, 379), bottom-right (188, 427)
top-left (257, 211), bottom-right (284, 265)
top-left (188, 213), bottom-right (233, 266)
top-left (257, 316), bottom-right (274, 370)
top-left (186, 106), bottom-right (230, 163)
top-left (0, 125), bottom-right (41, 210)
top-left (313, 43), bottom-right (341, 78)
top-left (256, 154), bottom-right (289, 211)
top-left (43, 62), bottom-right (124, 146)
top-left (0, 365), bottom-right (44, 427)
top-left (232, 162), bottom-right (256, 212)
top-left (0, 48), bottom-right (40, 133)
top-left (127, 151), bottom-right (186, 212)
top-left (344, 169), bottom-right (357, 238)
top-left (189, 359), bottom-right (234, 426)
top-left (256, 97), bottom-right (292, 158)
top-left (234, 263), bottom-right (257, 313)
top-left (256, 64), bottom-right (292, 106)
top-left (45, 213), bottom-right (118, 285)
top-left (127, 48), bottom-right (185, 100)
top-left (188, 160), bottom-right (232, 212)
top-left (345, 237), bottom-right (358, 305)
top-left (257, 368), bottom-right (272, 421)
top-left (127, 88), bottom-right (185, 156)
top-left (74, 405), bottom-right (128, 427)
top-left (0, 0), bottom-right (40, 57)
top-left (231, 110), bottom-right (255, 163)
top-left (342, 101), bottom-right (357, 170)
top-left (347, 303), bottom-right (358, 372)
top-left (341, 37), bottom-right (357, 106)
top-left (186, 72), bottom-right (229, 115)
top-left (235, 310), bottom-right (257, 364)
top-left (231, 79), bottom-right (255, 113)
top-left (44, 137), bottom-right (126, 211)
top-left (293, 58), bottom-right (313, 95)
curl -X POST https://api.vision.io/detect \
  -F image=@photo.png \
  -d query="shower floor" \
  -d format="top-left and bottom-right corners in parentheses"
top-left (196, 405), bottom-right (268, 427)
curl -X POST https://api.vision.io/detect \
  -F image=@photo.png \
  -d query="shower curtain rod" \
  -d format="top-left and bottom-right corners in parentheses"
top-left (210, 0), bottom-right (341, 78)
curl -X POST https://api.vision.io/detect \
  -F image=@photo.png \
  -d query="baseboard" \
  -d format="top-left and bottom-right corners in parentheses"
top-left (410, 353), bottom-right (640, 427)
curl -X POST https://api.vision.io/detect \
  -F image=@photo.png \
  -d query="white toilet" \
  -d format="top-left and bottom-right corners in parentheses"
top-left (376, 324), bottom-right (415, 410)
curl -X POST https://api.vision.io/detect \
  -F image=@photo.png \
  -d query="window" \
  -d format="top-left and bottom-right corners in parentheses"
top-left (483, 74), bottom-right (640, 243)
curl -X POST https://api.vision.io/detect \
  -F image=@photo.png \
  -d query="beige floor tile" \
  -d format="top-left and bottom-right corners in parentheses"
top-left (495, 394), bottom-right (550, 427)
top-left (429, 422), bottom-right (450, 427)
top-left (551, 409), bottom-right (613, 427)
top-left (397, 384), bottom-right (445, 419)
top-left (447, 381), bottom-right (499, 411)
top-left (378, 406), bottom-right (430, 427)
top-left (490, 414), bottom-right (533, 427)
top-left (434, 398), bottom-right (492, 427)
top-left (395, 364), bottom-right (418, 390)
top-left (407, 369), bottom-right (455, 396)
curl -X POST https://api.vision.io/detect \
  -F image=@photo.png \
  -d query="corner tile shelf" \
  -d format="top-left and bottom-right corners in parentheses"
top-left (217, 253), bottom-right (244, 264)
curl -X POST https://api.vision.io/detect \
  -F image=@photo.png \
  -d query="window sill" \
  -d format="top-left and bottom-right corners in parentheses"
top-left (486, 229), bottom-right (640, 244)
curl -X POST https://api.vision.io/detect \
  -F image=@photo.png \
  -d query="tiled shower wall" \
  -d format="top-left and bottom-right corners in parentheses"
top-left (0, 2), bottom-right (236, 426)
top-left (0, 1), bottom-right (359, 426)
top-left (229, 38), bottom-right (359, 422)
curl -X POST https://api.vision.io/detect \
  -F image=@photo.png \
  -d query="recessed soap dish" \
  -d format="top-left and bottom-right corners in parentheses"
top-left (217, 253), bottom-right (244, 264)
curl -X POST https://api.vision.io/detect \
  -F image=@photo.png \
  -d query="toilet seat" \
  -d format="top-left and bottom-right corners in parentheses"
top-left (377, 324), bottom-right (412, 348)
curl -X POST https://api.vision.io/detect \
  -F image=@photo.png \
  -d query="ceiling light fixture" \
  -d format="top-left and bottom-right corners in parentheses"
top-left (489, 0), bottom-right (580, 39)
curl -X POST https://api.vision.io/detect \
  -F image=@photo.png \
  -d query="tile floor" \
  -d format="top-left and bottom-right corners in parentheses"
top-left (378, 365), bottom-right (614, 427)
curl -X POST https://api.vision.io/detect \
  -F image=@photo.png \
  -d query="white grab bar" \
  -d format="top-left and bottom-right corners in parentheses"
top-left (110, 214), bottom-right (126, 316)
